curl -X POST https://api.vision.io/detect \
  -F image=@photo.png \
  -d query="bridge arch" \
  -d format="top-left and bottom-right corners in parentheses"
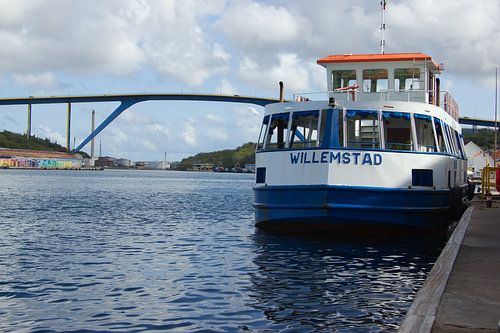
top-left (0, 93), bottom-right (279, 152)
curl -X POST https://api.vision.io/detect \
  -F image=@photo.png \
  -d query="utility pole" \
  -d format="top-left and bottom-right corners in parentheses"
top-left (91, 110), bottom-right (96, 159)
top-left (495, 67), bottom-right (498, 166)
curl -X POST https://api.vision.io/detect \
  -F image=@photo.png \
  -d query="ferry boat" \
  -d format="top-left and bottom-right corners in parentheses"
top-left (253, 53), bottom-right (468, 231)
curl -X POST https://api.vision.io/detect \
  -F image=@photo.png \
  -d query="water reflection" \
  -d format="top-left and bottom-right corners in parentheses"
top-left (248, 230), bottom-right (444, 332)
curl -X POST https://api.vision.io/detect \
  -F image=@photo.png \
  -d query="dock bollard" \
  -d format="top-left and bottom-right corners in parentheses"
top-left (486, 193), bottom-right (493, 208)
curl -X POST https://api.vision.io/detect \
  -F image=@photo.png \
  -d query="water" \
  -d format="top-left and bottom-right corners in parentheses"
top-left (0, 169), bottom-right (444, 332)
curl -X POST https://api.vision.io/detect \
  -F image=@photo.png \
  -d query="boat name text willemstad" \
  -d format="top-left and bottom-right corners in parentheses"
top-left (290, 151), bottom-right (383, 166)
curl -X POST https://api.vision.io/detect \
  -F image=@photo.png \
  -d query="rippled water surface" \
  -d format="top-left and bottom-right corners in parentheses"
top-left (0, 169), bottom-right (444, 332)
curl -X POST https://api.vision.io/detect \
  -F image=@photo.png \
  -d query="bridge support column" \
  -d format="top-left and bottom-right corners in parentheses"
top-left (91, 110), bottom-right (95, 158)
top-left (26, 104), bottom-right (32, 139)
top-left (66, 103), bottom-right (71, 151)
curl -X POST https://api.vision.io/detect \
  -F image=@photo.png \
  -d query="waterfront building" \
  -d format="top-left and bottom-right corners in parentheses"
top-left (192, 163), bottom-right (213, 171)
top-left (114, 158), bottom-right (132, 168)
top-left (145, 161), bottom-right (170, 170)
top-left (95, 156), bottom-right (114, 168)
top-left (245, 163), bottom-right (256, 173)
top-left (0, 148), bottom-right (82, 169)
top-left (464, 141), bottom-right (494, 177)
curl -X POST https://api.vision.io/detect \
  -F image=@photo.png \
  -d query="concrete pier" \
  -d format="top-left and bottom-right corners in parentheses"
top-left (399, 200), bottom-right (500, 332)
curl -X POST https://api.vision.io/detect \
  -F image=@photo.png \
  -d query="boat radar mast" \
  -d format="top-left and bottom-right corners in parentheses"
top-left (380, 0), bottom-right (387, 54)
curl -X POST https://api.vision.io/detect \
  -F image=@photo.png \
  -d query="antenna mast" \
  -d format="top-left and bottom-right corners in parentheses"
top-left (380, 0), bottom-right (387, 54)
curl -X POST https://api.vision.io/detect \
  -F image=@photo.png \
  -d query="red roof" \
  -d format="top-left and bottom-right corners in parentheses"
top-left (317, 52), bottom-right (438, 68)
top-left (0, 148), bottom-right (80, 159)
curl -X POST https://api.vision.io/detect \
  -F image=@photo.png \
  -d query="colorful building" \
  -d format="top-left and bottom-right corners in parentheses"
top-left (0, 148), bottom-right (82, 169)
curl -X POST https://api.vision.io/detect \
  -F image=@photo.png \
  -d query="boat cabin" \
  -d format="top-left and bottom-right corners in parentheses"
top-left (317, 53), bottom-right (457, 119)
top-left (256, 53), bottom-right (465, 160)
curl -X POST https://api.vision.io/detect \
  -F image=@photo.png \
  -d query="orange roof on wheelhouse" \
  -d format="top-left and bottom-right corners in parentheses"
top-left (317, 52), bottom-right (439, 68)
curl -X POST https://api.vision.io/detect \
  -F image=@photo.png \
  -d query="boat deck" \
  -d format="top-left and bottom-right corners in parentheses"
top-left (399, 200), bottom-right (500, 332)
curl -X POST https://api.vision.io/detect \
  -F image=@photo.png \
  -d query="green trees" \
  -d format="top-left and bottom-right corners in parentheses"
top-left (463, 128), bottom-right (497, 151)
top-left (0, 130), bottom-right (67, 152)
top-left (179, 142), bottom-right (256, 170)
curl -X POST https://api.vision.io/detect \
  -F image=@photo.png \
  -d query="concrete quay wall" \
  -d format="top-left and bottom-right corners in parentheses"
top-left (399, 201), bottom-right (500, 332)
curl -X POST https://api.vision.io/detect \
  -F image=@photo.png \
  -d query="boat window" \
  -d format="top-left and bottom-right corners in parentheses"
top-left (433, 118), bottom-right (447, 153)
top-left (257, 115), bottom-right (270, 151)
top-left (394, 68), bottom-right (421, 92)
top-left (346, 110), bottom-right (380, 149)
top-left (383, 112), bottom-right (413, 151)
top-left (454, 130), bottom-right (465, 159)
top-left (443, 124), bottom-right (457, 156)
top-left (451, 129), bottom-right (460, 157)
top-left (362, 69), bottom-right (388, 93)
top-left (414, 114), bottom-right (437, 152)
top-left (266, 112), bottom-right (290, 150)
top-left (289, 110), bottom-right (320, 149)
top-left (448, 126), bottom-right (461, 157)
top-left (332, 70), bottom-right (357, 89)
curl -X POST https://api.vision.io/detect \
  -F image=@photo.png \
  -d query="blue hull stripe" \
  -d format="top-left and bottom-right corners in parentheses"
top-left (255, 203), bottom-right (449, 212)
top-left (254, 185), bottom-right (452, 230)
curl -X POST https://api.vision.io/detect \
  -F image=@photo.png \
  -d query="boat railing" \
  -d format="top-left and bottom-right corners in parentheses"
top-left (292, 89), bottom-right (459, 121)
top-left (441, 91), bottom-right (459, 121)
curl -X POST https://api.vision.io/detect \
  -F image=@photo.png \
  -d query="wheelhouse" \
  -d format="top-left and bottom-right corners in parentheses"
top-left (316, 53), bottom-right (459, 121)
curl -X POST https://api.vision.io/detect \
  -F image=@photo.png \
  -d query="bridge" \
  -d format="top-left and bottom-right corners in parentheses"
top-left (0, 93), bottom-right (498, 153)
top-left (0, 93), bottom-right (280, 153)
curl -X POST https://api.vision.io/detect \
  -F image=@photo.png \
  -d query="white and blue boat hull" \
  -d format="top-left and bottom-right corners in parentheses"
top-left (254, 147), bottom-right (467, 231)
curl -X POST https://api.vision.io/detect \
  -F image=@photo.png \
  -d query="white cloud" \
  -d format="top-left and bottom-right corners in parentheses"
top-left (239, 53), bottom-right (313, 93)
top-left (207, 128), bottom-right (228, 141)
top-left (233, 106), bottom-right (262, 141)
top-left (0, 1), bottom-right (146, 76)
top-left (139, 1), bottom-right (230, 87)
top-left (351, 0), bottom-right (500, 80)
top-left (181, 120), bottom-right (197, 146)
top-left (35, 125), bottom-right (65, 145)
top-left (205, 114), bottom-right (222, 122)
top-left (0, 0), bottom-right (229, 87)
top-left (215, 78), bottom-right (237, 95)
top-left (13, 72), bottom-right (62, 90)
top-left (108, 127), bottom-right (129, 146)
top-left (216, 0), bottom-right (308, 49)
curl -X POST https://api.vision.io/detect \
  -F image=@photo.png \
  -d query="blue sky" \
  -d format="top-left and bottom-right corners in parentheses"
top-left (0, 0), bottom-right (499, 161)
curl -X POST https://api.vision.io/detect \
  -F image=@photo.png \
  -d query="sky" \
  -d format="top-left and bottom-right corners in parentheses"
top-left (0, 0), bottom-right (499, 161)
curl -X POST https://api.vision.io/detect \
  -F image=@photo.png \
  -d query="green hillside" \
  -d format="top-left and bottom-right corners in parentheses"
top-left (0, 130), bottom-right (90, 158)
top-left (179, 142), bottom-right (256, 170)
top-left (0, 130), bottom-right (69, 152)
top-left (463, 128), bottom-right (497, 151)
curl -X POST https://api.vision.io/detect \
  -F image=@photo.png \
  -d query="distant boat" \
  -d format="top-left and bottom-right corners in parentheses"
top-left (253, 52), bottom-right (468, 231)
